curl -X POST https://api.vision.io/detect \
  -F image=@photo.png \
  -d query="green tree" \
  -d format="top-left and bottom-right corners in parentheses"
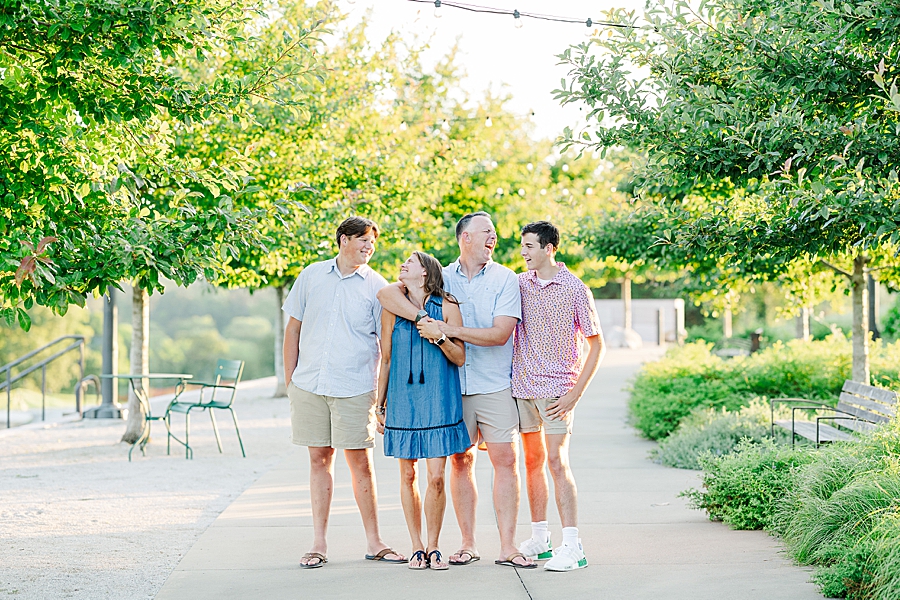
top-left (1, 1), bottom-right (321, 326)
top-left (556, 0), bottom-right (900, 382)
top-left (1, 0), bottom-right (324, 440)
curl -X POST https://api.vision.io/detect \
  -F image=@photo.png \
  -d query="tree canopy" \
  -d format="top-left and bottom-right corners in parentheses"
top-left (557, 0), bottom-right (900, 380)
top-left (0, 0), bottom-right (323, 330)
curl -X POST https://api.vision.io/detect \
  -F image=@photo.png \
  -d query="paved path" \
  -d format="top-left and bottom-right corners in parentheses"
top-left (155, 349), bottom-right (824, 600)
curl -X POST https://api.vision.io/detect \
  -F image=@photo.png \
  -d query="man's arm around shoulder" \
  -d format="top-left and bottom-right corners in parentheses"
top-left (376, 282), bottom-right (419, 322)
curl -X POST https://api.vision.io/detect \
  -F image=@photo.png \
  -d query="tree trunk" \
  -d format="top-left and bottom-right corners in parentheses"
top-left (851, 255), bottom-right (870, 384)
top-left (121, 287), bottom-right (149, 444)
top-left (796, 306), bottom-right (811, 342)
top-left (723, 307), bottom-right (733, 339)
top-left (622, 274), bottom-right (632, 330)
top-left (868, 274), bottom-right (881, 340)
top-left (273, 285), bottom-right (287, 398)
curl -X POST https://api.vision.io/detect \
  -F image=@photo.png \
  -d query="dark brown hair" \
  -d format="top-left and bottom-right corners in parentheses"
top-left (335, 216), bottom-right (379, 248)
top-left (413, 251), bottom-right (459, 305)
top-left (521, 220), bottom-right (560, 250)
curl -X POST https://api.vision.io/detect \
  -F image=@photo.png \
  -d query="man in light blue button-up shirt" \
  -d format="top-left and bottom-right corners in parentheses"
top-left (283, 216), bottom-right (405, 568)
top-left (377, 212), bottom-right (531, 568)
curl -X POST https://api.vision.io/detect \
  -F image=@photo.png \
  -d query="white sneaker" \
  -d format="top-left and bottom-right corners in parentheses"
top-left (544, 540), bottom-right (588, 571)
top-left (518, 536), bottom-right (553, 560)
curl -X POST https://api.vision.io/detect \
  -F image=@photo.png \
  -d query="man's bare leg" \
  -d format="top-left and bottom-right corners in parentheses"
top-left (344, 448), bottom-right (404, 560)
top-left (399, 459), bottom-right (426, 567)
top-left (449, 447), bottom-right (478, 562)
top-left (486, 441), bottom-right (533, 566)
top-left (521, 431), bottom-right (549, 522)
top-left (302, 446), bottom-right (335, 566)
top-left (545, 433), bottom-right (577, 527)
top-left (424, 457), bottom-right (449, 568)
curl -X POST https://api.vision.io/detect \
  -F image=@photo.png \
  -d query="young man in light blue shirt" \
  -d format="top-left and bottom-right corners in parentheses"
top-left (283, 216), bottom-right (405, 568)
top-left (378, 212), bottom-right (533, 569)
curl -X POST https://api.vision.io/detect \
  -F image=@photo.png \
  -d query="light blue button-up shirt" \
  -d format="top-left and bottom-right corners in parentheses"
top-left (443, 259), bottom-right (521, 395)
top-left (282, 258), bottom-right (387, 397)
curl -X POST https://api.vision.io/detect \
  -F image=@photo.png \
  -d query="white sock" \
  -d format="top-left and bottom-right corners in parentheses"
top-left (531, 521), bottom-right (550, 544)
top-left (562, 526), bottom-right (579, 548)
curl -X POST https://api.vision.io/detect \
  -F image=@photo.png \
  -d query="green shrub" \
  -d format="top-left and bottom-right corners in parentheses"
top-left (883, 298), bottom-right (900, 342)
top-left (629, 342), bottom-right (744, 440)
top-left (687, 415), bottom-right (900, 599)
top-left (629, 336), bottom-right (900, 440)
top-left (683, 438), bottom-right (814, 530)
top-left (653, 399), bottom-right (792, 470)
top-left (775, 420), bottom-right (900, 599)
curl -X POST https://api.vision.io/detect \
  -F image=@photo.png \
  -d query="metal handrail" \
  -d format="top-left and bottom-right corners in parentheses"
top-left (3, 335), bottom-right (85, 428)
top-left (75, 375), bottom-right (101, 418)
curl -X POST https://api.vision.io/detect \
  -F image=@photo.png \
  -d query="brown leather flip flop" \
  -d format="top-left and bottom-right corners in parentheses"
top-left (449, 549), bottom-right (480, 565)
top-left (300, 552), bottom-right (327, 569)
top-left (495, 552), bottom-right (537, 569)
top-left (365, 548), bottom-right (406, 563)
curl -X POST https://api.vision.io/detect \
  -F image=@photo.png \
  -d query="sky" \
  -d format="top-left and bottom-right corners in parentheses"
top-left (340, 0), bottom-right (646, 141)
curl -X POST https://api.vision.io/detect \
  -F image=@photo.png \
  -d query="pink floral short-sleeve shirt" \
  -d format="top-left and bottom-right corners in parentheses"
top-left (511, 263), bottom-right (602, 399)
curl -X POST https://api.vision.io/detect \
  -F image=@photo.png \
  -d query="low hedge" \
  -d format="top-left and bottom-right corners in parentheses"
top-left (687, 420), bottom-right (900, 599)
top-left (630, 336), bottom-right (900, 441)
top-left (652, 399), bottom-right (792, 470)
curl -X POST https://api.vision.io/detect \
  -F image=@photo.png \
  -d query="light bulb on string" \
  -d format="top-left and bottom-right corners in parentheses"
top-left (399, 121), bottom-right (408, 131)
top-left (584, 18), bottom-right (595, 37)
top-left (484, 116), bottom-right (493, 128)
top-left (433, 0), bottom-right (442, 18)
top-left (514, 9), bottom-right (523, 29)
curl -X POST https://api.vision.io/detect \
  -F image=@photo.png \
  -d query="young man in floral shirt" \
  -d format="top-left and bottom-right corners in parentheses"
top-left (513, 221), bottom-right (606, 571)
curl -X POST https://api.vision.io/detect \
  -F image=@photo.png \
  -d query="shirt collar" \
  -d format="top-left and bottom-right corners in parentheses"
top-left (327, 257), bottom-right (370, 280)
top-left (452, 258), bottom-right (493, 278)
top-left (526, 262), bottom-right (568, 285)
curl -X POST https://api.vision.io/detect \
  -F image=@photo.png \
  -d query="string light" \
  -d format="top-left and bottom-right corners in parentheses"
top-left (412, 0), bottom-right (642, 30)
top-left (395, 111), bottom-right (535, 132)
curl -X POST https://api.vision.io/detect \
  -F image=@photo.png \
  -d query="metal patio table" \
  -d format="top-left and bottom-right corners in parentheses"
top-left (100, 373), bottom-right (192, 461)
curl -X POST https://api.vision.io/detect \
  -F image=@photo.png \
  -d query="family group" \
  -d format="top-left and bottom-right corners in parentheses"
top-left (281, 212), bottom-right (605, 573)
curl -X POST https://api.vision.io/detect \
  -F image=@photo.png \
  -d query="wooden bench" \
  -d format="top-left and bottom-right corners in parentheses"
top-left (712, 338), bottom-right (751, 358)
top-left (770, 380), bottom-right (898, 447)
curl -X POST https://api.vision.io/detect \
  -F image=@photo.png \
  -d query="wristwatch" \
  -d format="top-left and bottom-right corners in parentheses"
top-left (414, 309), bottom-right (428, 324)
top-left (436, 333), bottom-right (447, 346)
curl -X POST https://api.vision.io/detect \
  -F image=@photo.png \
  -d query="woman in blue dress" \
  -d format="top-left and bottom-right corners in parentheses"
top-left (376, 251), bottom-right (471, 571)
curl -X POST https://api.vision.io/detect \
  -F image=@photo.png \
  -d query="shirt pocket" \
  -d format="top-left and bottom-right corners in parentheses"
top-left (349, 297), bottom-right (375, 331)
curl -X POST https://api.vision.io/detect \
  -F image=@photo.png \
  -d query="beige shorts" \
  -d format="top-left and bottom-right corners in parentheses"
top-left (515, 397), bottom-right (574, 435)
top-left (288, 383), bottom-right (376, 449)
top-left (463, 388), bottom-right (519, 445)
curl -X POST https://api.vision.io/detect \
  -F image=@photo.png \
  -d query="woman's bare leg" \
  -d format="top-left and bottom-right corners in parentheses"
top-left (399, 459), bottom-right (426, 567)
top-left (424, 457), bottom-right (448, 568)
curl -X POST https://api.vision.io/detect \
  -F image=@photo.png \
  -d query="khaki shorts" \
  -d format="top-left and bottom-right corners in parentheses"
top-left (463, 388), bottom-right (519, 445)
top-left (515, 397), bottom-right (574, 435)
top-left (288, 383), bottom-right (376, 449)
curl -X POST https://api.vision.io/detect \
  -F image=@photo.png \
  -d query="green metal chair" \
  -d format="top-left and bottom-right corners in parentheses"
top-left (166, 359), bottom-right (246, 459)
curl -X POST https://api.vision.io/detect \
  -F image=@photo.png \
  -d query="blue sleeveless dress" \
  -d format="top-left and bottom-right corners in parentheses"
top-left (383, 295), bottom-right (472, 459)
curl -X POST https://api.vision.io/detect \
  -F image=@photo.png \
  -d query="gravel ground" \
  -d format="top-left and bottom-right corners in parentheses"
top-left (0, 378), bottom-right (293, 599)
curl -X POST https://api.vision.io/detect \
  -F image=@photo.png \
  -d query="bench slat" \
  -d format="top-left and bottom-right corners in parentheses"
top-left (835, 402), bottom-right (892, 424)
top-left (832, 418), bottom-right (876, 433)
top-left (842, 380), bottom-right (900, 404)
top-left (837, 393), bottom-right (896, 417)
top-left (775, 420), bottom-right (854, 442)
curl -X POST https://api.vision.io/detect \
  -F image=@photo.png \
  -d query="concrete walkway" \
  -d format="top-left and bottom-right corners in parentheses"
top-left (155, 349), bottom-right (824, 600)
